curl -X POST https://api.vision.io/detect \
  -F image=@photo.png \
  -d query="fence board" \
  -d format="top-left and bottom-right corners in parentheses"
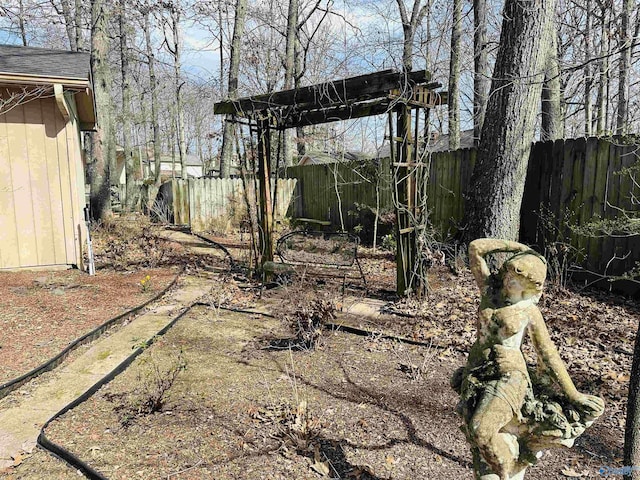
top-left (283, 137), bottom-right (638, 278)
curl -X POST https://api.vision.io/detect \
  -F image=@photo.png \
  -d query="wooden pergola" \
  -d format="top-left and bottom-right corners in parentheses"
top-left (214, 69), bottom-right (446, 296)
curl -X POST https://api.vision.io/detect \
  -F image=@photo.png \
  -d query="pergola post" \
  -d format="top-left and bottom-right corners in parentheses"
top-left (256, 116), bottom-right (274, 265)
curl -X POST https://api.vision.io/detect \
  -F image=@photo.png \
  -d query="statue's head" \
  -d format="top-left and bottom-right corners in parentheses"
top-left (501, 251), bottom-right (547, 302)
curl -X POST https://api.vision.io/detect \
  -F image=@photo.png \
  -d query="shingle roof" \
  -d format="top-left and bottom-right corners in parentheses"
top-left (0, 44), bottom-right (90, 80)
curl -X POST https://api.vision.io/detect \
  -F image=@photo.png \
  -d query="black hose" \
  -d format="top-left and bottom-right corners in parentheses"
top-left (0, 271), bottom-right (182, 400)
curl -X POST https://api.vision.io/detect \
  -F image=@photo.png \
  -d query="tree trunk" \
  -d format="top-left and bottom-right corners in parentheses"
top-left (541, 32), bottom-right (563, 141)
top-left (89, 0), bottom-right (113, 220)
top-left (60, 0), bottom-right (77, 50)
top-left (18, 0), bottom-right (27, 46)
top-left (220, 0), bottom-right (248, 178)
top-left (170, 4), bottom-right (186, 178)
top-left (624, 322), bottom-right (640, 480)
top-left (584, 0), bottom-right (593, 136)
top-left (464, 0), bottom-right (556, 241)
top-left (595, 6), bottom-right (610, 136)
top-left (119, 0), bottom-right (135, 211)
top-left (75, 0), bottom-right (84, 50)
top-left (473, 0), bottom-right (489, 144)
top-left (142, 1), bottom-right (162, 186)
top-left (448, 0), bottom-right (461, 150)
top-left (616, 0), bottom-right (632, 135)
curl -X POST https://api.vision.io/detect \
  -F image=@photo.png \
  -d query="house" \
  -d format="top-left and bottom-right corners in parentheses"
top-left (158, 154), bottom-right (204, 178)
top-left (0, 44), bottom-right (95, 270)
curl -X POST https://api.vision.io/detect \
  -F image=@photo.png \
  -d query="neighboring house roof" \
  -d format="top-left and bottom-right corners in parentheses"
top-left (298, 150), bottom-right (371, 166)
top-left (0, 44), bottom-right (90, 81)
top-left (376, 129), bottom-right (476, 158)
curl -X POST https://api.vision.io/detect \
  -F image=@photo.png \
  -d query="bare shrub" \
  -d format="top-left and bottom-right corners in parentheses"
top-left (91, 216), bottom-right (182, 270)
top-left (111, 349), bottom-right (188, 426)
top-left (287, 298), bottom-right (337, 349)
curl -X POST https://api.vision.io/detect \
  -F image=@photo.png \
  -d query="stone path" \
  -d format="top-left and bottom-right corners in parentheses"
top-left (0, 232), bottom-right (220, 470)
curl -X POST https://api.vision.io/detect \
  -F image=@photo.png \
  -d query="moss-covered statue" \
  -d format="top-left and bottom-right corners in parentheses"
top-left (451, 238), bottom-right (604, 480)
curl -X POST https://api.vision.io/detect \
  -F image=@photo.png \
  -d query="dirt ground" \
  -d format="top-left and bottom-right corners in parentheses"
top-left (1, 226), bottom-right (638, 479)
top-left (0, 267), bottom-right (178, 384)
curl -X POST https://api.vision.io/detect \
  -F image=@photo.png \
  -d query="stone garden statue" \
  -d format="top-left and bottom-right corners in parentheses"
top-left (451, 238), bottom-right (604, 480)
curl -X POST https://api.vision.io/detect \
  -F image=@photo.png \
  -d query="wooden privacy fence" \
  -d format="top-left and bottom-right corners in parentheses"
top-left (286, 136), bottom-right (639, 278)
top-left (286, 159), bottom-right (394, 230)
top-left (157, 178), bottom-right (297, 232)
top-left (427, 136), bottom-right (639, 276)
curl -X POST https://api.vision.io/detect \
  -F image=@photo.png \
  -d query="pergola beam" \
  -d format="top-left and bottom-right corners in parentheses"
top-left (214, 70), bottom-right (436, 118)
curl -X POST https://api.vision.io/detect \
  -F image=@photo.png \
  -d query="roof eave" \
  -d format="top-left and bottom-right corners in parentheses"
top-left (0, 72), bottom-right (90, 89)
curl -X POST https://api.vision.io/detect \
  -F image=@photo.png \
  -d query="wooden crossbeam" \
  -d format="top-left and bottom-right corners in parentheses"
top-left (214, 69), bottom-right (435, 117)
top-left (275, 99), bottom-right (393, 129)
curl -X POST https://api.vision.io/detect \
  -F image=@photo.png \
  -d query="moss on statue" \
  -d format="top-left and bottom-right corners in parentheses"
top-left (451, 238), bottom-right (604, 480)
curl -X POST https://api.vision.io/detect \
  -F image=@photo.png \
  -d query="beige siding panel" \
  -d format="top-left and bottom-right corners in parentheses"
top-left (63, 101), bottom-right (83, 266)
top-left (24, 98), bottom-right (56, 265)
top-left (41, 97), bottom-right (68, 265)
top-left (5, 104), bottom-right (38, 266)
top-left (0, 114), bottom-right (20, 268)
top-left (54, 97), bottom-right (77, 266)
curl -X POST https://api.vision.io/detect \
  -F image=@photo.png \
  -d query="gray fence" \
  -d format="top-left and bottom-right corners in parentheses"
top-left (158, 177), bottom-right (297, 233)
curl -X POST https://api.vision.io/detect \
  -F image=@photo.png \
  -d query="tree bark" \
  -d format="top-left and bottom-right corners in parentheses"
top-left (119, 0), bottom-right (136, 210)
top-left (219, 0), bottom-right (247, 178)
top-left (89, 0), bottom-right (114, 220)
top-left (616, 0), bottom-right (632, 135)
top-left (625, 321), bottom-right (640, 480)
top-left (473, 0), bottom-right (489, 144)
top-left (464, 0), bottom-right (556, 241)
top-left (142, 1), bottom-right (162, 186)
top-left (60, 0), bottom-right (77, 50)
top-left (541, 31), bottom-right (563, 141)
top-left (448, 0), bottom-right (461, 150)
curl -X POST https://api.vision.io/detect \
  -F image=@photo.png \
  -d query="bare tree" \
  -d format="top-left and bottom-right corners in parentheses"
top-left (473, 0), bottom-right (489, 144)
top-left (89, 0), bottom-right (115, 220)
top-left (541, 30), bottom-right (563, 141)
top-left (220, 0), bottom-right (248, 178)
top-left (119, 0), bottom-right (136, 210)
top-left (464, 0), bottom-right (557, 240)
top-left (616, 0), bottom-right (633, 134)
top-left (161, 0), bottom-right (186, 178)
top-left (448, 0), bottom-right (461, 150)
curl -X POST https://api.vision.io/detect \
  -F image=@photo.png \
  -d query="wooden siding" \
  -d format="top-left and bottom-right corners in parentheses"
top-left (0, 93), bottom-right (85, 269)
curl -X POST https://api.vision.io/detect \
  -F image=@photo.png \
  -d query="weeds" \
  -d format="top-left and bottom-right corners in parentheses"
top-left (91, 216), bottom-right (180, 270)
top-left (111, 349), bottom-right (188, 426)
top-left (287, 297), bottom-right (337, 349)
top-left (537, 206), bottom-right (584, 290)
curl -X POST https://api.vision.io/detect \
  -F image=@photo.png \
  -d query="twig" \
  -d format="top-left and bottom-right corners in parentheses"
top-left (167, 459), bottom-right (203, 478)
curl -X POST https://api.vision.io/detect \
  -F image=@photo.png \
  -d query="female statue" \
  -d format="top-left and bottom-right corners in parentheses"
top-left (452, 238), bottom-right (604, 480)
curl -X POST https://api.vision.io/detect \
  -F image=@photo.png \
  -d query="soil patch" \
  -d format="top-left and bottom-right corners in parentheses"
top-left (0, 267), bottom-right (178, 384)
top-left (12, 299), bottom-right (628, 479)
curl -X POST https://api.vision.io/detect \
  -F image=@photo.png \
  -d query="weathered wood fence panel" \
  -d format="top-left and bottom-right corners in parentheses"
top-left (189, 178), bottom-right (296, 232)
top-left (428, 136), bottom-right (639, 276)
top-left (286, 159), bottom-right (393, 230)
top-left (285, 137), bottom-right (638, 278)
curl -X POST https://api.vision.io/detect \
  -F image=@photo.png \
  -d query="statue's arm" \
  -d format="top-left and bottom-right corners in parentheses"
top-left (528, 309), bottom-right (605, 413)
top-left (527, 309), bottom-right (580, 398)
top-left (468, 239), bottom-right (530, 291)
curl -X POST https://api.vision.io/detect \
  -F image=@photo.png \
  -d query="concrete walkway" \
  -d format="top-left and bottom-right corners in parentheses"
top-left (0, 275), bottom-right (213, 469)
